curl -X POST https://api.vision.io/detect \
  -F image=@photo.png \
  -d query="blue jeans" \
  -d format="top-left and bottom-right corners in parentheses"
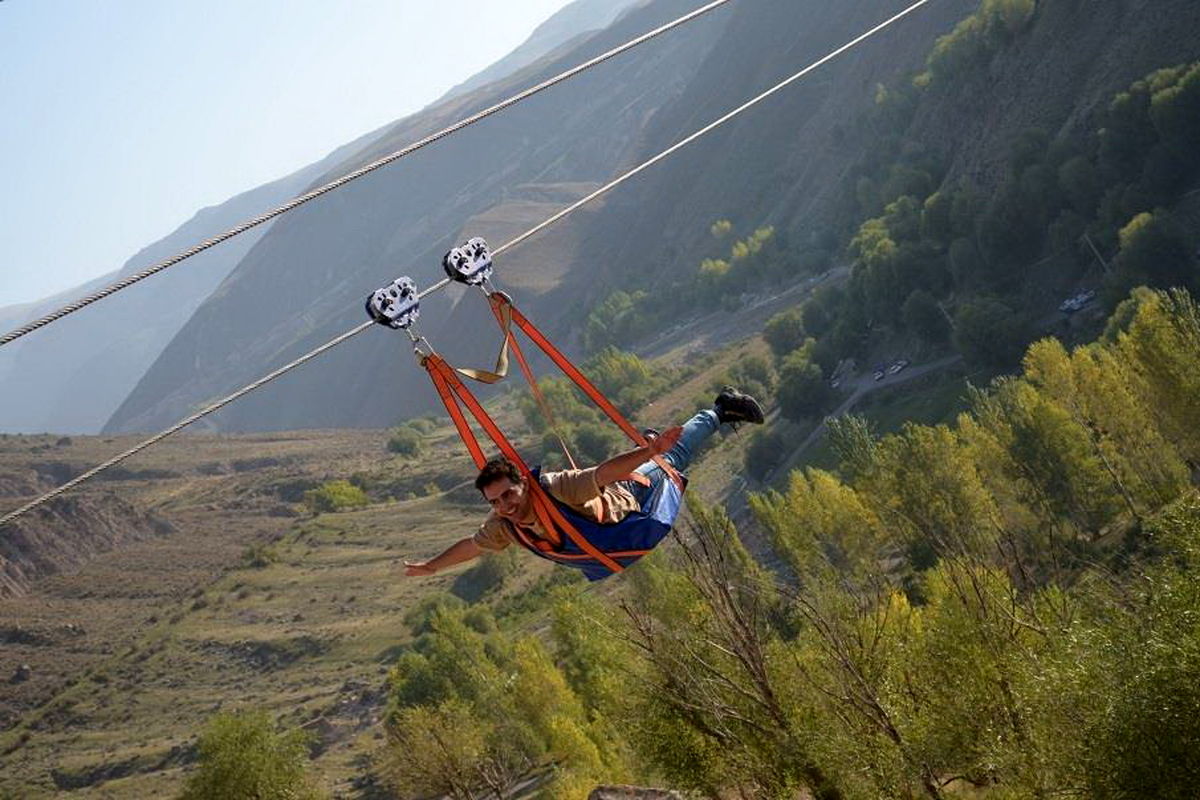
top-left (627, 410), bottom-right (720, 507)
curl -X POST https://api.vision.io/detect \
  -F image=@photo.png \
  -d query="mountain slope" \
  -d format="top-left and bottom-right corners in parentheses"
top-left (106, 0), bottom-right (1200, 435)
top-left (0, 125), bottom-right (392, 435)
top-left (105, 0), bottom-right (735, 433)
top-left (0, 0), bottom-right (627, 436)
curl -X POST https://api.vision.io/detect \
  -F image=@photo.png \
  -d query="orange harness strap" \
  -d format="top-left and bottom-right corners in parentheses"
top-left (487, 293), bottom-right (683, 491)
top-left (422, 354), bottom-right (623, 573)
top-left (425, 357), bottom-right (487, 470)
top-left (487, 301), bottom-right (579, 471)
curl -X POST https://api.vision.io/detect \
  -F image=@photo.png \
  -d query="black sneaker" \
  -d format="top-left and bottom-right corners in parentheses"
top-left (714, 386), bottom-right (765, 425)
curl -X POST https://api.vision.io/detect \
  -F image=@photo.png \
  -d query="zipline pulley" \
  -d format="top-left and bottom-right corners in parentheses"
top-left (442, 237), bottom-right (493, 286)
top-left (366, 276), bottom-right (420, 330)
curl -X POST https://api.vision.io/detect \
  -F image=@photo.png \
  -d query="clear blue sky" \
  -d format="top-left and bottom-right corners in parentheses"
top-left (0, 0), bottom-right (573, 308)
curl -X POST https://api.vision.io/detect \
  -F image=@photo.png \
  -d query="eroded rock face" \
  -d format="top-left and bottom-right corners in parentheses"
top-left (0, 493), bottom-right (173, 597)
top-left (589, 787), bottom-right (685, 800)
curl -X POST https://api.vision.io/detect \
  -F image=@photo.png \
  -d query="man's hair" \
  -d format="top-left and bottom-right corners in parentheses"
top-left (475, 457), bottom-right (523, 493)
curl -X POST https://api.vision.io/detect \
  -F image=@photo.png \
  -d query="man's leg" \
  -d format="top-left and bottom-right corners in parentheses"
top-left (626, 387), bottom-right (764, 505)
top-left (640, 410), bottom-right (720, 475)
top-left (627, 410), bottom-right (716, 507)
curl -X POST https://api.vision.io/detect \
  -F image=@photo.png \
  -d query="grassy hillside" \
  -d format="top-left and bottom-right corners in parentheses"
top-left (0, 312), bottom-right (784, 796)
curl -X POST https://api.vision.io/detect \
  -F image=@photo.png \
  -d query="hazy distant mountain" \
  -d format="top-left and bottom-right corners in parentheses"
top-left (0, 130), bottom-right (380, 435)
top-left (106, 0), bottom-right (1200, 434)
top-left (0, 178), bottom-right (303, 434)
top-left (0, 0), bottom-right (632, 435)
top-left (440, 0), bottom-right (644, 101)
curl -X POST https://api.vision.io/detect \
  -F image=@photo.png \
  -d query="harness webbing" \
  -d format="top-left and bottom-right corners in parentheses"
top-left (480, 301), bottom-right (578, 470)
top-left (420, 353), bottom-right (623, 573)
top-left (487, 293), bottom-right (682, 491)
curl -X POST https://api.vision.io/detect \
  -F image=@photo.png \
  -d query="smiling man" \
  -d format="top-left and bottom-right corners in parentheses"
top-left (403, 387), bottom-right (764, 579)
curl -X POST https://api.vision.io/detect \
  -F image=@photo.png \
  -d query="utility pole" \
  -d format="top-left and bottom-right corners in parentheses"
top-left (936, 299), bottom-right (957, 333)
top-left (1081, 233), bottom-right (1112, 274)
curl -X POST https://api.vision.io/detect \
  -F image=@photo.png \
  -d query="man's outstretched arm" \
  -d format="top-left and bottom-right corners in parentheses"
top-left (593, 425), bottom-right (682, 488)
top-left (404, 536), bottom-right (483, 577)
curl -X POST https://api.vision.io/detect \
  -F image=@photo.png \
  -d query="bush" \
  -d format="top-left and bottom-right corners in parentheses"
top-left (902, 289), bottom-right (951, 343)
top-left (953, 298), bottom-right (1031, 367)
top-left (180, 712), bottom-right (322, 800)
top-left (763, 309), bottom-right (807, 360)
top-left (1113, 210), bottom-right (1196, 291)
top-left (386, 426), bottom-right (423, 457)
top-left (451, 549), bottom-right (521, 604)
top-left (242, 543), bottom-right (279, 569)
top-left (919, 0), bottom-right (1036, 88)
top-left (777, 351), bottom-right (835, 422)
top-left (303, 480), bottom-right (368, 514)
top-left (744, 429), bottom-right (789, 482)
top-left (582, 290), bottom-right (652, 353)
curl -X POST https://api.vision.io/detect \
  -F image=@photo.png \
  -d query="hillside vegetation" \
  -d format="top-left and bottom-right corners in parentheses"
top-left (368, 287), bottom-right (1200, 799)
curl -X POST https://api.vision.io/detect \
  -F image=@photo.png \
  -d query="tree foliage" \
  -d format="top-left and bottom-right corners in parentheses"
top-left (180, 712), bottom-right (323, 800)
top-left (374, 289), bottom-right (1200, 800)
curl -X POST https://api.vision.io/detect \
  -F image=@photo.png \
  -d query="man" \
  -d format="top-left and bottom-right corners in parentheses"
top-left (403, 387), bottom-right (764, 577)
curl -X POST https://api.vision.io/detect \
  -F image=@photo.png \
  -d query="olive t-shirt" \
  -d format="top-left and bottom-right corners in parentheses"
top-left (473, 466), bottom-right (640, 551)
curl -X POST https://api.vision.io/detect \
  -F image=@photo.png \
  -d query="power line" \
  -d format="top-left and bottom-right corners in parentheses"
top-left (0, 0), bottom-right (937, 529)
top-left (0, 0), bottom-right (733, 349)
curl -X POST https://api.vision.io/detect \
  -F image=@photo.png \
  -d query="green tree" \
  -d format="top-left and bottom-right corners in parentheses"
top-left (582, 346), bottom-right (660, 412)
top-left (582, 290), bottom-right (651, 353)
top-left (1058, 155), bottom-right (1102, 215)
top-left (1148, 62), bottom-right (1200, 171)
top-left (827, 414), bottom-right (880, 483)
top-left (778, 349), bottom-right (834, 421)
top-left (953, 298), bottom-right (1030, 367)
top-left (763, 308), bottom-right (807, 360)
top-left (744, 428), bottom-right (788, 482)
top-left (382, 700), bottom-right (489, 800)
top-left (1116, 288), bottom-right (1200, 462)
top-left (902, 289), bottom-right (951, 343)
top-left (180, 712), bottom-right (323, 800)
top-left (1113, 210), bottom-right (1196, 291)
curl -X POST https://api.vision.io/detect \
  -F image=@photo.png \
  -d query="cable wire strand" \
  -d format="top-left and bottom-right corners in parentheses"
top-left (0, 0), bottom-right (733, 349)
top-left (0, 0), bottom-right (935, 530)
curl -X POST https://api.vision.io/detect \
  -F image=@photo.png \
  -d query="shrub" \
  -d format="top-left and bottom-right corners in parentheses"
top-left (451, 549), bottom-right (521, 604)
top-left (953, 298), bottom-right (1031, 367)
top-left (179, 712), bottom-right (322, 800)
top-left (1113, 210), bottom-right (1196, 290)
top-left (777, 351), bottom-right (835, 421)
top-left (744, 429), bottom-right (788, 482)
top-left (303, 480), bottom-right (368, 513)
top-left (387, 426), bottom-right (423, 457)
top-left (763, 308), bottom-right (807, 360)
top-left (242, 543), bottom-right (279, 569)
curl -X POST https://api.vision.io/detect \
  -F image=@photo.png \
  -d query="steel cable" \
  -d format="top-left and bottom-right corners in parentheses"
top-left (0, 0), bottom-right (733, 348)
top-left (0, 0), bottom-right (935, 529)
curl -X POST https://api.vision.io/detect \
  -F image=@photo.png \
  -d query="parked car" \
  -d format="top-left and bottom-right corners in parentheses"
top-left (887, 359), bottom-right (910, 375)
top-left (1059, 289), bottom-right (1097, 313)
top-left (873, 369), bottom-right (886, 381)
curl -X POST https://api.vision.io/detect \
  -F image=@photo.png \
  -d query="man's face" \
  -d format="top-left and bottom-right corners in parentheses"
top-left (482, 476), bottom-right (529, 521)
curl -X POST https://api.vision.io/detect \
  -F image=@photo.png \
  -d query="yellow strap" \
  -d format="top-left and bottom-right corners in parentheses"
top-left (453, 302), bottom-right (512, 384)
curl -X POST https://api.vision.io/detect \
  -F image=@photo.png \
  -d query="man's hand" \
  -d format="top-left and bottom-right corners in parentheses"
top-left (403, 561), bottom-right (437, 577)
top-left (648, 425), bottom-right (683, 457)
